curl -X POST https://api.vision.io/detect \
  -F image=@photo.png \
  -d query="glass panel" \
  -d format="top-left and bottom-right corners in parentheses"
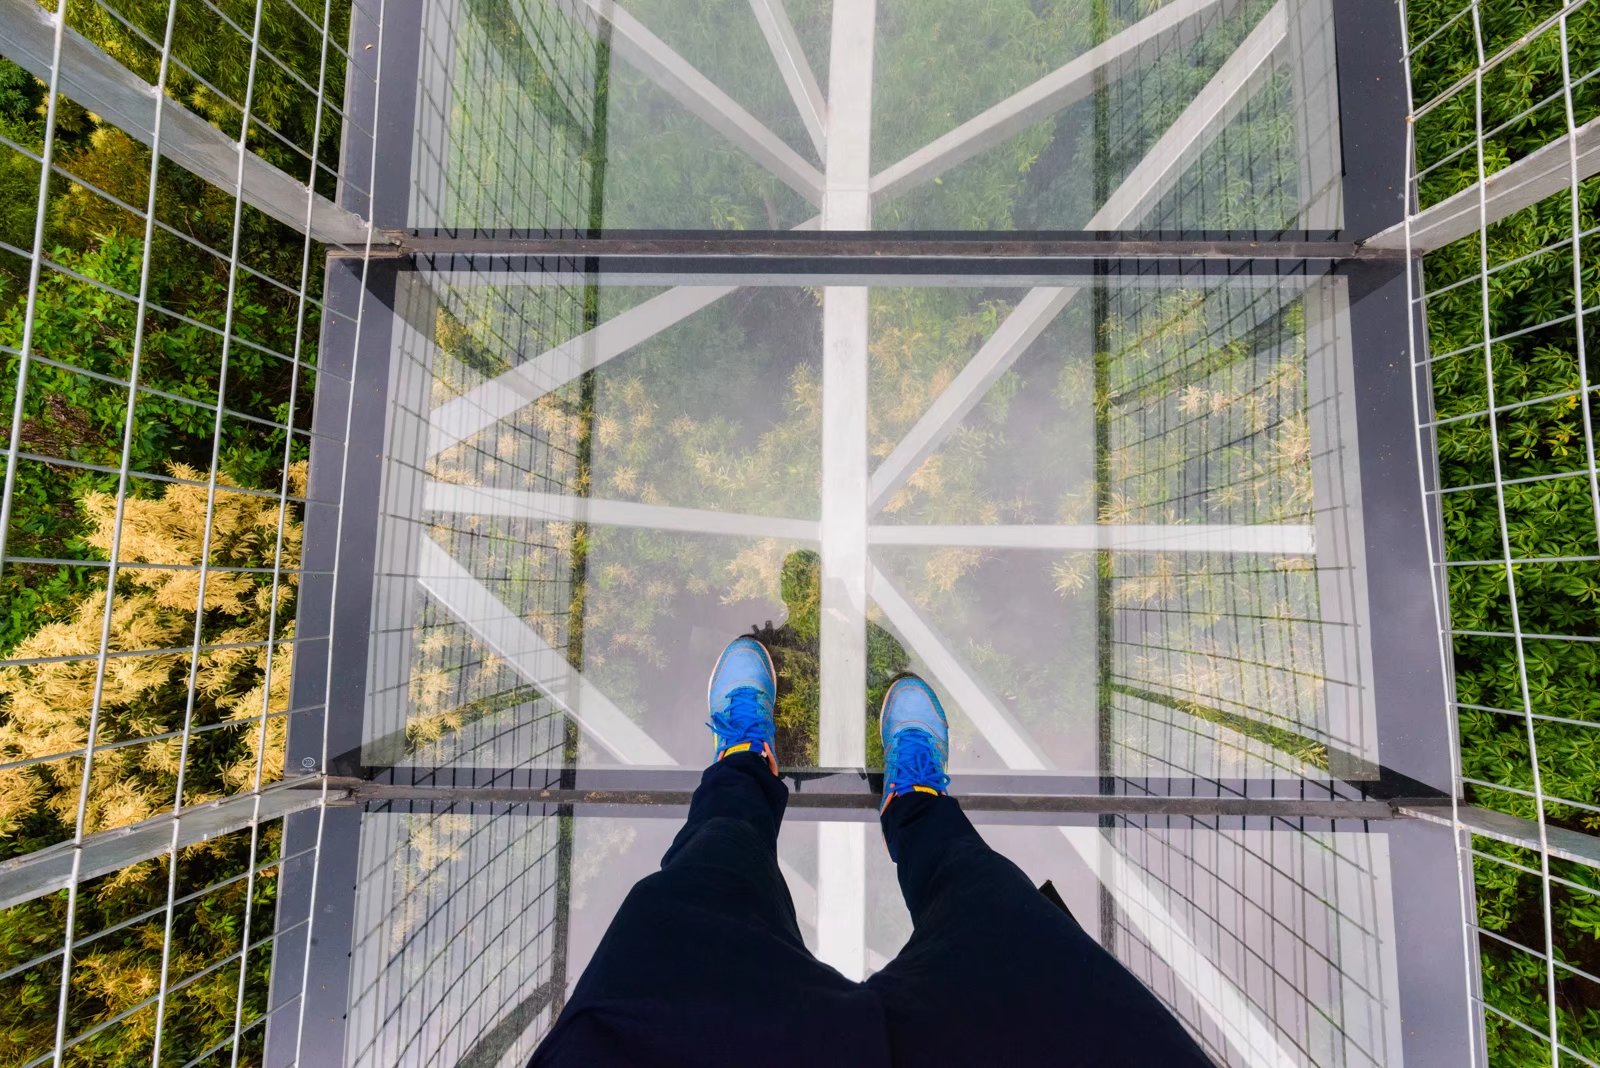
top-left (359, 268), bottom-right (1377, 782)
top-left (404, 0), bottom-right (1343, 232)
top-left (343, 806), bottom-right (1439, 1067)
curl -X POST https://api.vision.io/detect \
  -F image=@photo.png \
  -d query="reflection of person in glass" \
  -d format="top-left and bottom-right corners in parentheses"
top-left (528, 635), bottom-right (1210, 1066)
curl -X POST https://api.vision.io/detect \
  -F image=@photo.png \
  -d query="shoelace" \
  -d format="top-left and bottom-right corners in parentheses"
top-left (886, 730), bottom-right (949, 793)
top-left (708, 686), bottom-right (770, 747)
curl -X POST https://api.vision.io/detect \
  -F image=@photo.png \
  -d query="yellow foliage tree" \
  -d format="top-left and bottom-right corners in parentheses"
top-left (0, 463), bottom-right (304, 843)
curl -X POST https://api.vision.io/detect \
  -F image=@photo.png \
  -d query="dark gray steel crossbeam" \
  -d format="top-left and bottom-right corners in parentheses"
top-left (376, 231), bottom-right (1393, 262)
top-left (324, 776), bottom-right (1440, 821)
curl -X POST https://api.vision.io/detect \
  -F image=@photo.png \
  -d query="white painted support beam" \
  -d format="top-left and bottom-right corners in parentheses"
top-left (424, 218), bottom-right (821, 457)
top-left (423, 482), bottom-right (821, 542)
top-left (0, 0), bottom-right (372, 244)
top-left (749, 0), bottom-right (828, 161)
top-left (871, 560), bottom-right (1305, 1066)
top-left (416, 536), bottom-right (674, 764)
top-left (1094, 1), bottom-right (1287, 226)
top-left (869, 566), bottom-right (1051, 770)
top-left (1367, 113), bottom-right (1600, 251)
top-left (817, 0), bottom-right (874, 767)
top-left (815, 822), bottom-right (866, 978)
top-left (426, 285), bottom-right (735, 457)
top-left (820, 284), bottom-right (870, 766)
top-left (0, 785), bottom-right (330, 911)
top-left (556, 0), bottom-right (824, 203)
top-left (1400, 805), bottom-right (1600, 871)
top-left (867, 285), bottom-right (1079, 511)
top-left (868, 522), bottom-right (1316, 555)
top-left (868, 0), bottom-right (1227, 204)
top-left (779, 856), bottom-right (892, 972)
top-left (820, 1), bottom-right (873, 232)
top-left (867, 3), bottom-right (1289, 513)
top-left (814, 0), bottom-right (876, 984)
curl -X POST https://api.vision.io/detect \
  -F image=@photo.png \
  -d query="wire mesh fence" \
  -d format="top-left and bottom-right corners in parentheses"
top-left (1401, 0), bottom-right (1600, 1063)
top-left (0, 0), bottom-right (378, 1058)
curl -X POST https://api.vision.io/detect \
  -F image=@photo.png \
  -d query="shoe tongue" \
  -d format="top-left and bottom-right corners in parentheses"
top-left (722, 686), bottom-right (768, 721)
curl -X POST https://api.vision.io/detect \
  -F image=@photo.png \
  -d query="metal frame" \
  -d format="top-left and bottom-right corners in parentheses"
top-left (309, 0), bottom-right (1467, 1058)
top-left (14, 0), bottom-right (1589, 1060)
top-left (748, 0), bottom-right (826, 161)
top-left (1366, 112), bottom-right (1600, 251)
top-left (0, 0), bottom-right (372, 244)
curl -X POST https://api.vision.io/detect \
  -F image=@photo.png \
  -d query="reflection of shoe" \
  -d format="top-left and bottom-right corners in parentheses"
top-left (879, 674), bottom-right (951, 811)
top-left (706, 636), bottom-right (779, 774)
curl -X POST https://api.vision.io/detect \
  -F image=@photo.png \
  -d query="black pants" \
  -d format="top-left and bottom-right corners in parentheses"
top-left (530, 753), bottom-right (1211, 1067)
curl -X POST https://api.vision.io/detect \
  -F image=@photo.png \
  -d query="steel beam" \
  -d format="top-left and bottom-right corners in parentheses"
top-left (0, 0), bottom-right (372, 245)
top-left (331, 778), bottom-right (1407, 819)
top-left (1400, 804), bottom-right (1600, 871)
top-left (749, 0), bottom-right (828, 161)
top-left (1366, 113), bottom-right (1600, 251)
top-left (394, 233), bottom-right (1361, 260)
top-left (1094, 1), bottom-right (1287, 226)
top-left (819, 283), bottom-right (871, 764)
top-left (423, 481), bottom-right (821, 541)
top-left (867, 4), bottom-right (1290, 512)
top-left (867, 522), bottom-right (1316, 554)
top-left (415, 536), bottom-right (674, 764)
top-left (817, 0), bottom-right (874, 765)
top-left (868, 0), bottom-right (1228, 204)
top-left (422, 218), bottom-right (824, 457)
top-left (425, 285), bottom-right (735, 456)
top-left (555, 0), bottom-right (824, 202)
top-left (814, 0), bottom-right (876, 982)
top-left (0, 786), bottom-right (331, 911)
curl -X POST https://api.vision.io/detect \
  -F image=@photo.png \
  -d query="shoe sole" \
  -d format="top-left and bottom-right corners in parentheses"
top-left (706, 637), bottom-right (777, 710)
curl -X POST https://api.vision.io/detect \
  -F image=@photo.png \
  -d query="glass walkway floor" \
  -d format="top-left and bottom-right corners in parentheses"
top-left (261, 0), bottom-right (1474, 1065)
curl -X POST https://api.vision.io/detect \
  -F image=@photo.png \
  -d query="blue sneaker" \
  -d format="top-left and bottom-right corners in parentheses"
top-left (706, 636), bottom-right (778, 774)
top-left (879, 674), bottom-right (950, 811)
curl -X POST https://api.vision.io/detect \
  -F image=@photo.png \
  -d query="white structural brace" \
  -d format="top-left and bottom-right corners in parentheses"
top-left (868, 0), bottom-right (1228, 203)
top-left (869, 522), bottom-right (1316, 555)
top-left (871, 568), bottom-right (1312, 1068)
top-left (0, 0), bottom-right (372, 245)
top-left (814, 0), bottom-right (876, 984)
top-left (424, 483), bottom-right (1314, 555)
top-left (555, 0), bottom-right (824, 203)
top-left (1366, 112), bottom-right (1600, 251)
top-left (416, 536), bottom-right (674, 764)
top-left (423, 481), bottom-right (821, 542)
top-left (867, 3), bottom-right (1288, 512)
top-left (425, 285), bottom-right (736, 457)
top-left (869, 566), bottom-right (1052, 769)
top-left (0, 785), bottom-right (331, 911)
top-left (749, 0), bottom-right (828, 161)
top-left (423, 219), bottom-right (821, 458)
top-left (1401, 804), bottom-right (1600, 871)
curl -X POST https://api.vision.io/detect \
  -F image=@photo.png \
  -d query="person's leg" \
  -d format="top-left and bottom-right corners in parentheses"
top-left (867, 793), bottom-right (1211, 1066)
top-left (530, 640), bottom-right (888, 1068)
top-left (863, 677), bottom-right (1210, 1067)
